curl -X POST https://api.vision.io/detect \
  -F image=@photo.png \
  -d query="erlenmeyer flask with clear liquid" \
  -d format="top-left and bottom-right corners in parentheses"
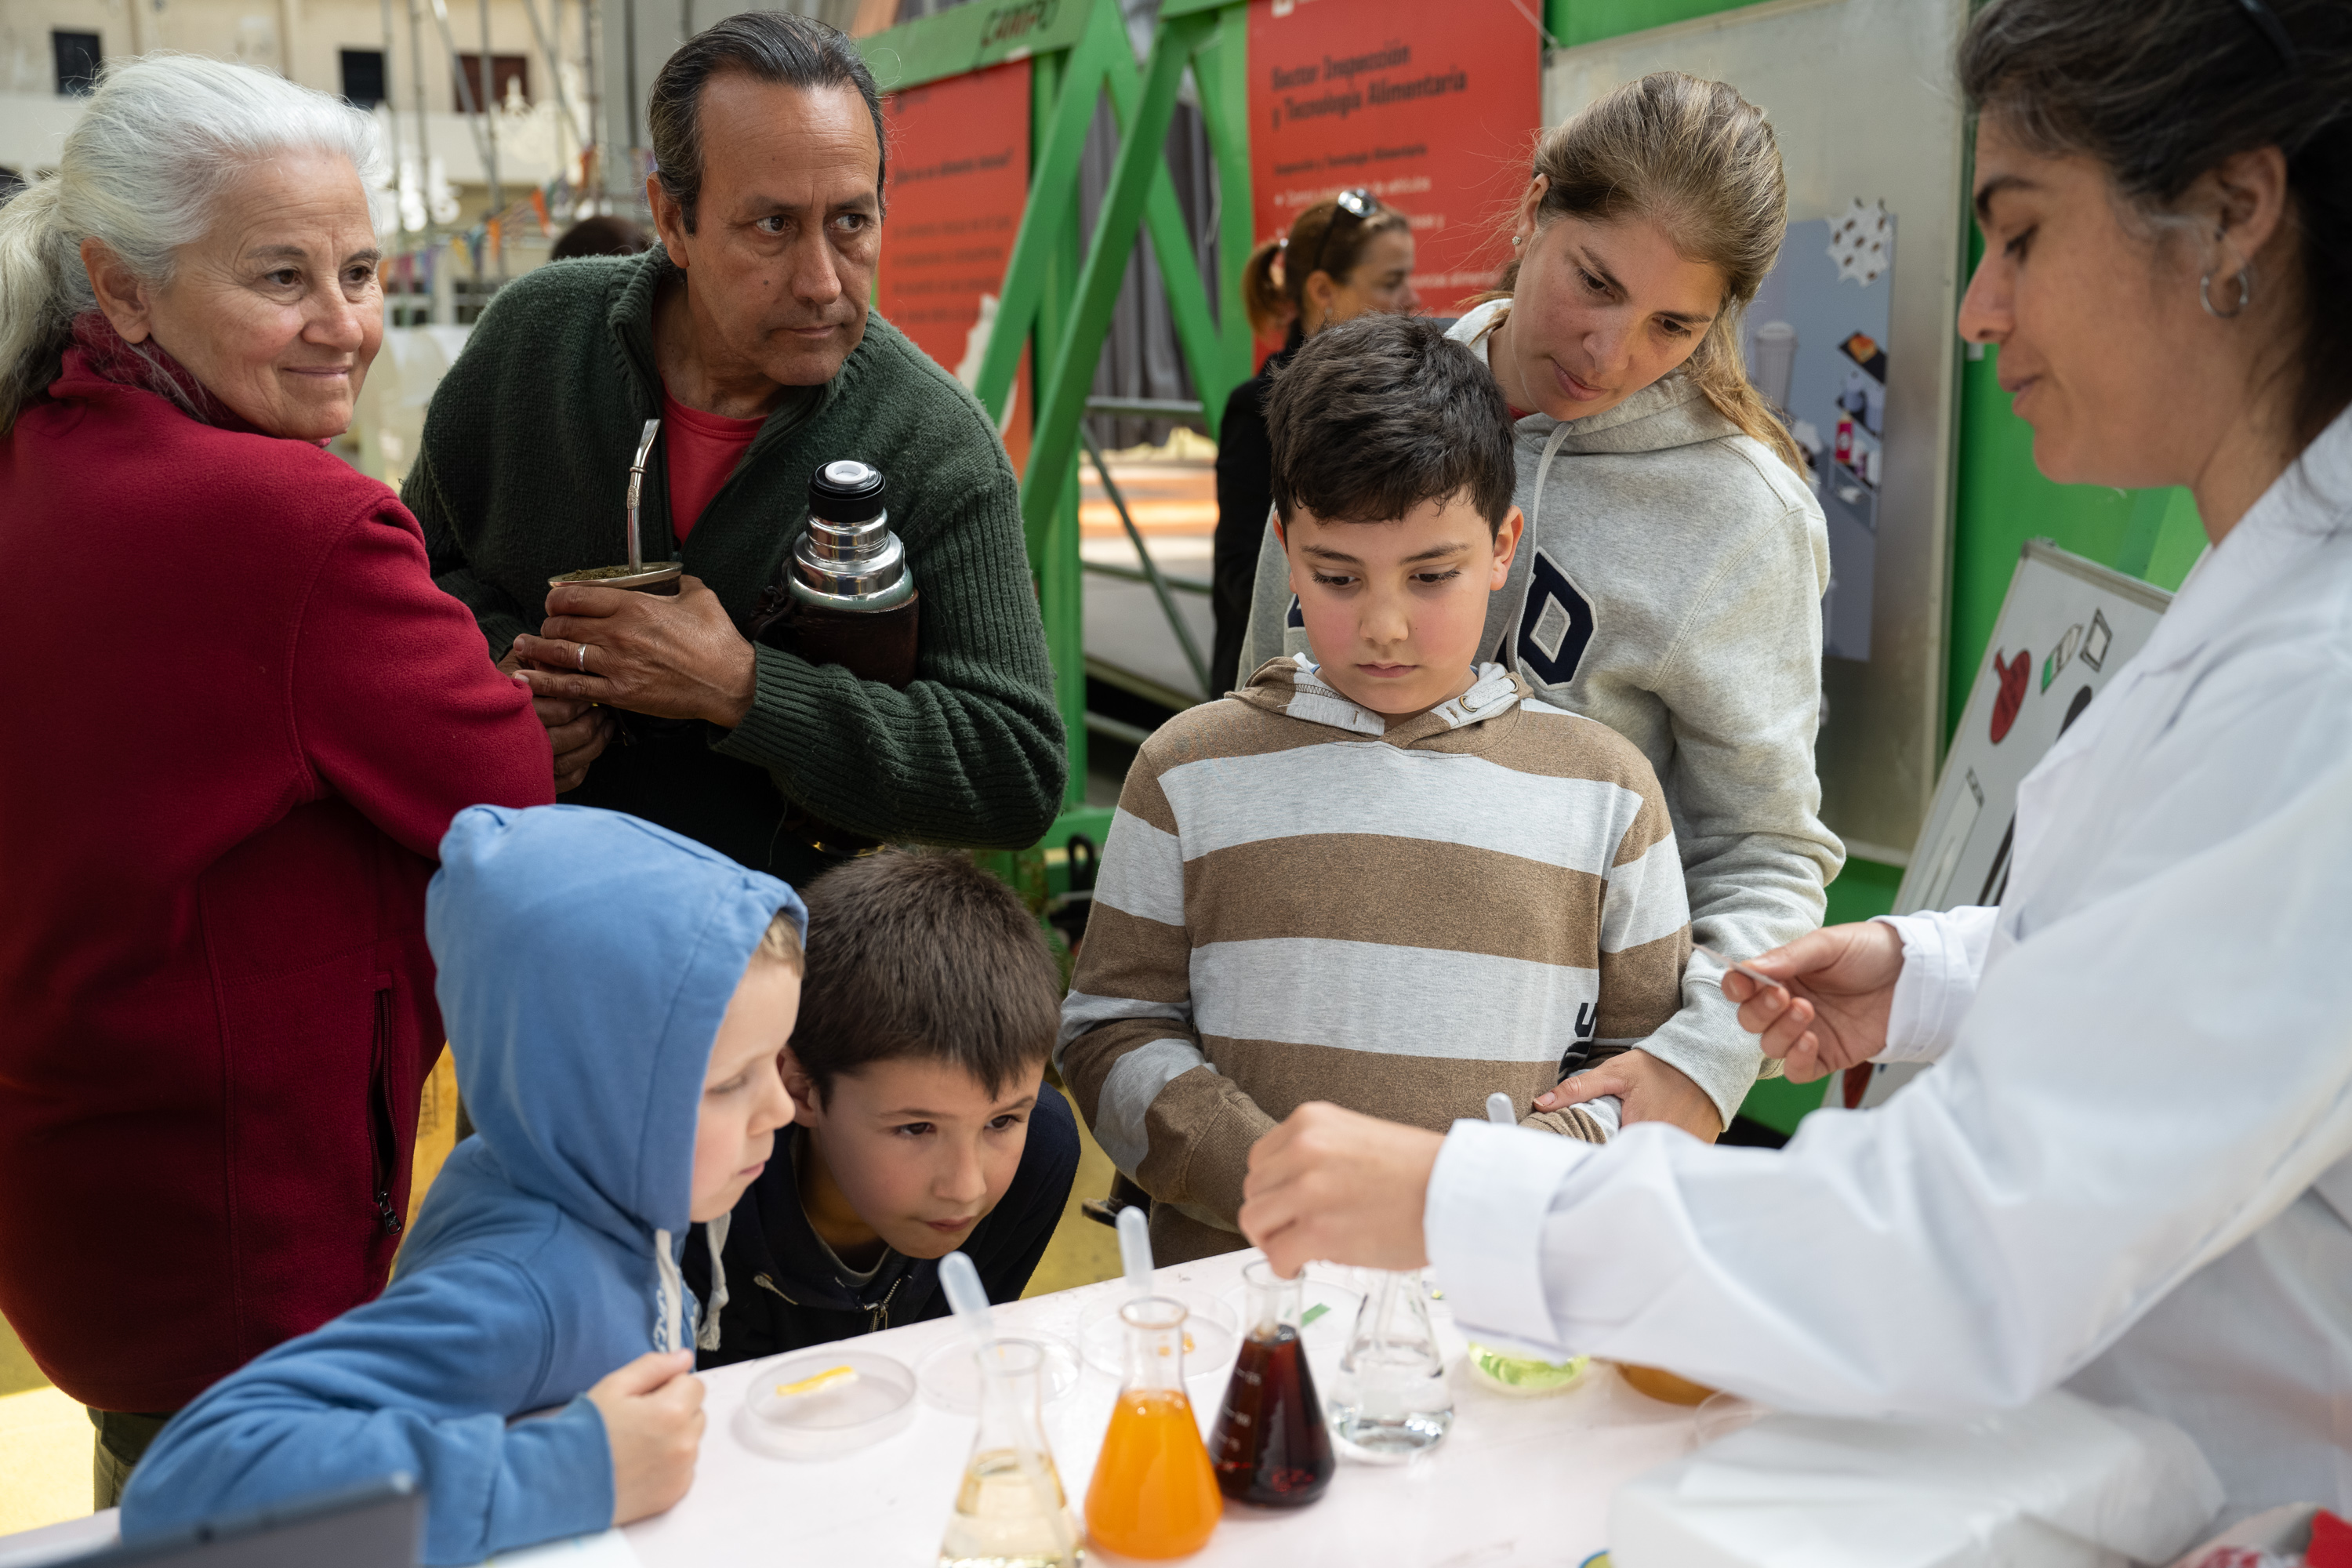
top-left (1083, 1296), bottom-right (1221, 1559)
top-left (1207, 1259), bottom-right (1334, 1506)
top-left (939, 1338), bottom-right (1083, 1568)
top-left (1327, 1268), bottom-right (1454, 1460)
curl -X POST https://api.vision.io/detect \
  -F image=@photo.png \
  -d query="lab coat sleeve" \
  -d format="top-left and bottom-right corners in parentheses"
top-left (1874, 905), bottom-right (1999, 1065)
top-left (1427, 751), bottom-right (2352, 1416)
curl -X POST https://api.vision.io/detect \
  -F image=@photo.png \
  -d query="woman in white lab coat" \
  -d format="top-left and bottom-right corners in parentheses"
top-left (1233, 0), bottom-right (2352, 1519)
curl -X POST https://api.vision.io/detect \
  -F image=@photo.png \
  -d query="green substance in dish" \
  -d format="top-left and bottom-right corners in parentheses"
top-left (1468, 1343), bottom-right (1589, 1396)
top-left (1299, 1303), bottom-right (1329, 1329)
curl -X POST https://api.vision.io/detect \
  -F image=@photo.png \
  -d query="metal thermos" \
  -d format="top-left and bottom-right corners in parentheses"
top-left (750, 458), bottom-right (923, 694)
top-left (789, 459), bottom-right (916, 614)
top-left (747, 459), bottom-right (925, 854)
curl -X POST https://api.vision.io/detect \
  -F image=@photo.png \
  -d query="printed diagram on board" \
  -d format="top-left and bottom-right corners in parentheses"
top-left (1744, 203), bottom-right (1895, 661)
top-left (1896, 544), bottom-right (2171, 926)
top-left (1827, 197), bottom-right (1892, 285)
top-left (1990, 648), bottom-right (2031, 743)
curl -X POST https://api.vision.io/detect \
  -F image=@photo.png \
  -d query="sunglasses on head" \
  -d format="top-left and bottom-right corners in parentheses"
top-left (1311, 188), bottom-right (1384, 279)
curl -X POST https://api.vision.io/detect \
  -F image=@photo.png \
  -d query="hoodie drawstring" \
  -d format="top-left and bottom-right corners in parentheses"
top-left (697, 1213), bottom-right (731, 1352)
top-left (652, 1228), bottom-right (688, 1354)
top-left (1530, 422), bottom-right (1573, 542)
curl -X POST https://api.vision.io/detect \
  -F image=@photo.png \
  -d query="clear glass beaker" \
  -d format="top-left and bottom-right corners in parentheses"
top-left (1208, 1260), bottom-right (1334, 1507)
top-left (939, 1338), bottom-right (1083, 1568)
top-left (1083, 1296), bottom-right (1222, 1559)
top-left (1327, 1268), bottom-right (1454, 1461)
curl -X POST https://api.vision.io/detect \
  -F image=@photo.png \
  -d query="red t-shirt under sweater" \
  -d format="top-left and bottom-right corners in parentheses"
top-left (661, 386), bottom-right (765, 541)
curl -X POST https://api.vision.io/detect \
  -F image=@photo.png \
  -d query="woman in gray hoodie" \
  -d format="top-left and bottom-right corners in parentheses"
top-left (1241, 73), bottom-right (1842, 1140)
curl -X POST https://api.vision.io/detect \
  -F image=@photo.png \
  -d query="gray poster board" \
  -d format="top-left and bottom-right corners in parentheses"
top-left (1748, 208), bottom-right (1896, 662)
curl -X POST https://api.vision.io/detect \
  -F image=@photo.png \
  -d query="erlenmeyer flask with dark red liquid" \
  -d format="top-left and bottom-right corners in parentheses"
top-left (1208, 1259), bottom-right (1334, 1507)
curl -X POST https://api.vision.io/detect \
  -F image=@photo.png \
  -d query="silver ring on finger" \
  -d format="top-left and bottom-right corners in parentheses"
top-left (577, 641), bottom-right (589, 673)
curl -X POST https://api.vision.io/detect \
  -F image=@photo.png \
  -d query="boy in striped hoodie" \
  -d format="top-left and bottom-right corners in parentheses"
top-left (1059, 314), bottom-right (1693, 1264)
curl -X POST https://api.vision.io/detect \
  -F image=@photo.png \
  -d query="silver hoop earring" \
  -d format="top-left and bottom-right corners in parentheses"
top-left (2200, 265), bottom-right (2252, 319)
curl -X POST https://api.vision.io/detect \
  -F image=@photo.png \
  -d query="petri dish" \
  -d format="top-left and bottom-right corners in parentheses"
top-left (918, 1331), bottom-right (1083, 1416)
top-left (1077, 1287), bottom-right (1240, 1380)
top-left (1464, 1344), bottom-right (1590, 1398)
top-left (735, 1348), bottom-right (917, 1461)
top-left (1691, 1390), bottom-right (1764, 1444)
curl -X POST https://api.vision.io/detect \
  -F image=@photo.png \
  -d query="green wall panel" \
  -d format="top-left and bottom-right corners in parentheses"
top-left (1542, 0), bottom-right (1777, 48)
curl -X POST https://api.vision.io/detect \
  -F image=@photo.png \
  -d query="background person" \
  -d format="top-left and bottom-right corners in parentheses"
top-left (1239, 0), bottom-right (2352, 1519)
top-left (1211, 191), bottom-right (1418, 696)
top-left (0, 56), bottom-right (554, 1504)
top-left (412, 12), bottom-right (1065, 884)
top-left (1241, 73), bottom-right (1844, 1145)
top-left (550, 213), bottom-right (652, 261)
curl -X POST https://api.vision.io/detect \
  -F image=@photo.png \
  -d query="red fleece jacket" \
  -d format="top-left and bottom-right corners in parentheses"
top-left (0, 344), bottom-right (554, 1412)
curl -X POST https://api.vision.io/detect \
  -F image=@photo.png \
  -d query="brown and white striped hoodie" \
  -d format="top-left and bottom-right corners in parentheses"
top-left (1058, 655), bottom-right (1692, 1262)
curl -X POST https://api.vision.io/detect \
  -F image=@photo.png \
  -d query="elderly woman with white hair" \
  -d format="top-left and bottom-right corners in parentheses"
top-left (0, 55), bottom-right (554, 1503)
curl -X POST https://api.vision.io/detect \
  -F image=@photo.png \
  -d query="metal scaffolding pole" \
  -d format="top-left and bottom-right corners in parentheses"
top-left (425, 0), bottom-right (495, 278)
top-left (478, 0), bottom-right (504, 275)
top-left (519, 0), bottom-right (582, 193)
top-left (582, 0), bottom-right (602, 208)
top-left (379, 0), bottom-right (403, 203)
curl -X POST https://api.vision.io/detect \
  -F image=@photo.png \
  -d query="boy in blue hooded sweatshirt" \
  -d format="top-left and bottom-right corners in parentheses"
top-left (119, 804), bottom-right (806, 1564)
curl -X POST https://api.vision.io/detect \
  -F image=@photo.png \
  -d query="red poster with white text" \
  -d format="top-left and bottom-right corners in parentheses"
top-left (1247, 0), bottom-right (1541, 348)
top-left (879, 59), bottom-right (1033, 474)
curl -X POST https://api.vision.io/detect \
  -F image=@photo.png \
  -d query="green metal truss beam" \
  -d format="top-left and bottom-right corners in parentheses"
top-left (1019, 9), bottom-right (1218, 561)
top-left (856, 0), bottom-right (1256, 839)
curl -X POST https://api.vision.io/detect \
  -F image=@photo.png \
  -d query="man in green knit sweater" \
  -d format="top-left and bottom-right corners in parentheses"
top-left (405, 12), bottom-right (1065, 884)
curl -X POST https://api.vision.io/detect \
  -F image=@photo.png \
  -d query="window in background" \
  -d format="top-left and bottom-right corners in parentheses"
top-left (452, 53), bottom-right (529, 111)
top-left (341, 49), bottom-right (387, 107)
top-left (53, 31), bottom-right (101, 96)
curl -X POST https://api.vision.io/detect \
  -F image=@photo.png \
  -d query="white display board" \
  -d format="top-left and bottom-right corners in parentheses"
top-left (1894, 539), bottom-right (2172, 916)
top-left (1849, 539), bottom-right (2172, 1112)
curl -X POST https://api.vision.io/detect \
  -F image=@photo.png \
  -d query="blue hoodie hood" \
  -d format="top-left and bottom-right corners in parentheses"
top-left (429, 804), bottom-right (806, 1256)
top-left (119, 807), bottom-right (808, 1565)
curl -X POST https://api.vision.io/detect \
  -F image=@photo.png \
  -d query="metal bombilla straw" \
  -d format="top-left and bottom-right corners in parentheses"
top-left (626, 418), bottom-right (660, 572)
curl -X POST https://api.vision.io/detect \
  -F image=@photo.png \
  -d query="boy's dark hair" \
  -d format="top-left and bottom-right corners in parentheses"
top-left (1265, 314), bottom-right (1516, 532)
top-left (647, 11), bottom-right (885, 234)
top-left (792, 850), bottom-right (1061, 1102)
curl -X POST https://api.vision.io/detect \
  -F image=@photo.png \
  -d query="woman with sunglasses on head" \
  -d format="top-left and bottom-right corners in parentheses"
top-left (1242, 74), bottom-right (1842, 1146)
top-left (1209, 191), bottom-right (1419, 697)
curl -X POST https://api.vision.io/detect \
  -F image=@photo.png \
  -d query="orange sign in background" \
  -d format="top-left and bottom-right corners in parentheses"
top-left (877, 59), bottom-right (1033, 474)
top-left (1247, 0), bottom-right (1541, 347)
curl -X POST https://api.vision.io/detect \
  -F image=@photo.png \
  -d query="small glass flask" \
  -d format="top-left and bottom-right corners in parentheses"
top-left (1327, 1269), bottom-right (1454, 1461)
top-left (1083, 1297), bottom-right (1222, 1559)
top-left (939, 1338), bottom-right (1083, 1568)
top-left (1207, 1260), bottom-right (1334, 1507)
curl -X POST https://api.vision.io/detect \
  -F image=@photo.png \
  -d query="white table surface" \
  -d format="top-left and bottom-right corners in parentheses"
top-left (0, 1251), bottom-right (1711, 1568)
top-left (623, 1248), bottom-right (1708, 1567)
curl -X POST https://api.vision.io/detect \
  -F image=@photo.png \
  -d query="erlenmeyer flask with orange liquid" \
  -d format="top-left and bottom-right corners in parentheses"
top-left (1083, 1296), bottom-right (1221, 1558)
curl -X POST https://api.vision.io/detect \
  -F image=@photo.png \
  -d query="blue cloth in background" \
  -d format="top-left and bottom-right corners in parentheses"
top-left (120, 804), bottom-right (807, 1564)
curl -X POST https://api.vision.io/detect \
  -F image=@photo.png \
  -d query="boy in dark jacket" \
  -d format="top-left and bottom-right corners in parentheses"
top-left (689, 850), bottom-right (1079, 1360)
